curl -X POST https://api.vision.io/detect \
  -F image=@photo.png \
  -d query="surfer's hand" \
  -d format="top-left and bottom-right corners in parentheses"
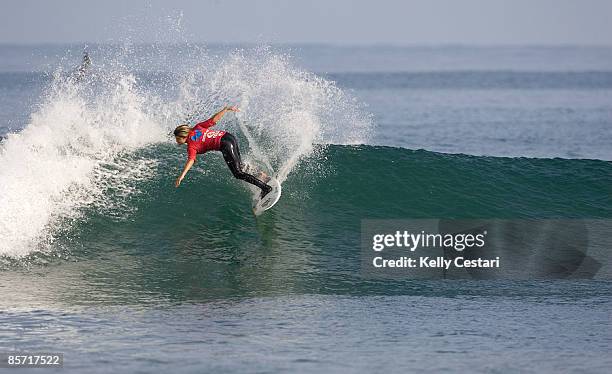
top-left (225, 106), bottom-right (240, 112)
top-left (175, 176), bottom-right (183, 188)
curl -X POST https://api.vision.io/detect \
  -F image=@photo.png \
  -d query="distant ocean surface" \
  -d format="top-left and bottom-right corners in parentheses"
top-left (0, 44), bottom-right (610, 373)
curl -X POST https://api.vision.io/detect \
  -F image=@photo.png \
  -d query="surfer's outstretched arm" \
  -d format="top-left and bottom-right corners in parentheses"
top-left (209, 105), bottom-right (240, 124)
top-left (175, 159), bottom-right (195, 187)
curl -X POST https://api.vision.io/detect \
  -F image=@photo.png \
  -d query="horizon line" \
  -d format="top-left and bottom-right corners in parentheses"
top-left (1, 41), bottom-right (612, 49)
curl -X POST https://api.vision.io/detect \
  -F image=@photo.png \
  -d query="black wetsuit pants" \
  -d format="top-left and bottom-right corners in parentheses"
top-left (219, 133), bottom-right (269, 191)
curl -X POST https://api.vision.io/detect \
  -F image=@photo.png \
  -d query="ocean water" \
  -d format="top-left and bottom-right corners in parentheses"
top-left (0, 44), bottom-right (611, 373)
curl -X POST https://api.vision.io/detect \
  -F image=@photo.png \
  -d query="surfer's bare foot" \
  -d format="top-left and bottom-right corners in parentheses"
top-left (258, 171), bottom-right (271, 183)
top-left (260, 185), bottom-right (272, 199)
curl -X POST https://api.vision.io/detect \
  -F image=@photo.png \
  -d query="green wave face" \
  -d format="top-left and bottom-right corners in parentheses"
top-left (13, 144), bottom-right (602, 299)
top-left (82, 144), bottom-right (612, 246)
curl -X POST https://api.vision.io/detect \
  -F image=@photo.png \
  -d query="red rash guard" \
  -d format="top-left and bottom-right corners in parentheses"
top-left (185, 119), bottom-right (226, 161)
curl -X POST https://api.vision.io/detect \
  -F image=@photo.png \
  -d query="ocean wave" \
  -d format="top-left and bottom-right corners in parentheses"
top-left (0, 45), bottom-right (372, 258)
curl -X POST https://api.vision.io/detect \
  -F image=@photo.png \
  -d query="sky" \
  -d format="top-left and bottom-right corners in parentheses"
top-left (1, 0), bottom-right (611, 45)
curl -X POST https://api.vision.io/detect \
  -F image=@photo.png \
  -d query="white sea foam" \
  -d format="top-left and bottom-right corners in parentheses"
top-left (0, 71), bottom-right (165, 257)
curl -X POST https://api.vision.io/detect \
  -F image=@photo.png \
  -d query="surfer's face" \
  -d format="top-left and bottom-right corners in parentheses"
top-left (175, 136), bottom-right (187, 145)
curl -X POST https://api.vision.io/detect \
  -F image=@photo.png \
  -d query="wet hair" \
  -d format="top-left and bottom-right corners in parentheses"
top-left (173, 125), bottom-right (190, 138)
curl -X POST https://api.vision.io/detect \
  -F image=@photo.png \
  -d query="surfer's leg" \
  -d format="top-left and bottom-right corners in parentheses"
top-left (220, 134), bottom-right (272, 195)
top-left (229, 135), bottom-right (270, 182)
top-left (225, 135), bottom-right (270, 182)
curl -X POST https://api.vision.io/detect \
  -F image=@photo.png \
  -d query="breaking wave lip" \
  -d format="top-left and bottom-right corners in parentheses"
top-left (0, 45), bottom-right (373, 259)
top-left (0, 72), bottom-right (166, 258)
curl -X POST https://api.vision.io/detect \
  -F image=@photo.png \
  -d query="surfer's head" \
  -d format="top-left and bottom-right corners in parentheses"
top-left (173, 125), bottom-right (190, 144)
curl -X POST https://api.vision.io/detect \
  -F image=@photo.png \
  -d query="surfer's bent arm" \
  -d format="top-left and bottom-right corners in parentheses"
top-left (175, 159), bottom-right (195, 187)
top-left (209, 105), bottom-right (240, 125)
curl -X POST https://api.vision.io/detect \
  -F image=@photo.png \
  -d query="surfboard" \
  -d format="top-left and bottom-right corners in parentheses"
top-left (252, 177), bottom-right (282, 215)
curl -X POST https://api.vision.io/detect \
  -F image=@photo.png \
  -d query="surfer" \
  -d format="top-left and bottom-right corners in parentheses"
top-left (173, 106), bottom-right (273, 198)
top-left (71, 50), bottom-right (91, 82)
